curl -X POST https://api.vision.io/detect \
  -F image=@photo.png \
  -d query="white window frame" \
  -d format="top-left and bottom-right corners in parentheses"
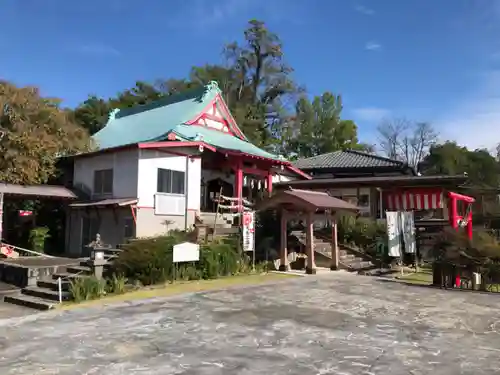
top-left (157, 168), bottom-right (185, 195)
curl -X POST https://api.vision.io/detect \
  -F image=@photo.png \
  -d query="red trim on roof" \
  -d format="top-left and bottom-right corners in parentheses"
top-left (214, 94), bottom-right (245, 139)
top-left (138, 141), bottom-right (217, 152)
top-left (285, 165), bottom-right (312, 180)
top-left (220, 150), bottom-right (311, 179)
top-left (185, 95), bottom-right (245, 139)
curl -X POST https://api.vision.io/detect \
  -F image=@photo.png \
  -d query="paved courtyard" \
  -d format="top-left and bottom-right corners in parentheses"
top-left (1, 272), bottom-right (500, 374)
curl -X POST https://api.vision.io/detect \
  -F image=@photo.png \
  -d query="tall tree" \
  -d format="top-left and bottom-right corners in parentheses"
top-left (0, 81), bottom-right (91, 184)
top-left (420, 142), bottom-right (500, 187)
top-left (377, 118), bottom-right (437, 166)
top-left (224, 19), bottom-right (299, 147)
top-left (284, 93), bottom-right (364, 157)
top-left (72, 95), bottom-right (110, 135)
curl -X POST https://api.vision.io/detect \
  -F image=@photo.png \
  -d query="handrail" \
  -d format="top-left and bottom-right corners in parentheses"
top-left (1, 242), bottom-right (55, 257)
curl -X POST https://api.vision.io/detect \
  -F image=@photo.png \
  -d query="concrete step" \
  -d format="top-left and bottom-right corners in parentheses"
top-left (37, 278), bottom-right (71, 292)
top-left (343, 260), bottom-right (374, 270)
top-left (358, 268), bottom-right (393, 276)
top-left (3, 294), bottom-right (56, 310)
top-left (66, 265), bottom-right (93, 275)
top-left (22, 286), bottom-right (71, 302)
top-left (52, 271), bottom-right (90, 280)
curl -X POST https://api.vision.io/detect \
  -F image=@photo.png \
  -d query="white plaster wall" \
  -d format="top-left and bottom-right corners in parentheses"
top-left (135, 150), bottom-right (201, 237)
top-left (137, 149), bottom-right (201, 210)
top-left (73, 149), bottom-right (139, 198)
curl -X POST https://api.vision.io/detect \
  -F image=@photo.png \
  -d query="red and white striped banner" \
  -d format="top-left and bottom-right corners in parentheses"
top-left (386, 190), bottom-right (443, 211)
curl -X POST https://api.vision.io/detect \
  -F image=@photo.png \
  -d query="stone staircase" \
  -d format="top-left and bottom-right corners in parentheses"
top-left (3, 247), bottom-right (122, 310)
top-left (199, 212), bottom-right (234, 228)
top-left (290, 230), bottom-right (383, 273)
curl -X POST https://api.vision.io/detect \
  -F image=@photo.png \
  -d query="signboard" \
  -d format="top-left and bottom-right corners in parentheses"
top-left (242, 211), bottom-right (255, 252)
top-left (19, 210), bottom-right (33, 217)
top-left (173, 242), bottom-right (200, 263)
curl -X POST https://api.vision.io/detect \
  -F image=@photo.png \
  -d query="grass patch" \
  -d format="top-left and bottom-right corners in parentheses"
top-left (59, 273), bottom-right (298, 311)
top-left (397, 270), bottom-right (433, 285)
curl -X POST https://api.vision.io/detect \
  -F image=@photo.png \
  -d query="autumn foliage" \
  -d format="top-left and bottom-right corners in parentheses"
top-left (0, 81), bottom-right (92, 184)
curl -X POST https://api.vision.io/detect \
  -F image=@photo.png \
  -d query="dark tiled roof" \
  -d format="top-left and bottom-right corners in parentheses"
top-left (293, 150), bottom-right (405, 170)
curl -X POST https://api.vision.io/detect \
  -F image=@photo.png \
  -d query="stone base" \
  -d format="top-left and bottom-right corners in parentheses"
top-left (278, 264), bottom-right (289, 272)
top-left (0, 258), bottom-right (81, 288)
top-left (305, 267), bottom-right (317, 275)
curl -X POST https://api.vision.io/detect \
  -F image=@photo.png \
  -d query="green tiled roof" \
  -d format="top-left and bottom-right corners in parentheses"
top-left (92, 81), bottom-right (284, 161)
top-left (173, 125), bottom-right (282, 160)
top-left (93, 83), bottom-right (219, 150)
top-left (293, 150), bottom-right (405, 170)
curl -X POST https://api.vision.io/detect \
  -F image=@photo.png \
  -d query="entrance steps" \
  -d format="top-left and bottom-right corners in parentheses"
top-left (198, 212), bottom-right (234, 228)
top-left (3, 251), bottom-right (119, 311)
top-left (290, 230), bottom-right (387, 273)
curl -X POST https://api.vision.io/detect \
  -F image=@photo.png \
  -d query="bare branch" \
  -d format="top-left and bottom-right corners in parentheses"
top-left (377, 118), bottom-right (437, 167)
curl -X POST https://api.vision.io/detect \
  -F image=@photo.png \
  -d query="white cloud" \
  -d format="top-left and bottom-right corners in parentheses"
top-left (354, 5), bottom-right (375, 16)
top-left (168, 0), bottom-right (305, 30)
top-left (352, 107), bottom-right (391, 122)
top-left (169, 0), bottom-right (253, 29)
top-left (76, 44), bottom-right (121, 57)
top-left (435, 69), bottom-right (500, 151)
top-left (365, 41), bottom-right (381, 51)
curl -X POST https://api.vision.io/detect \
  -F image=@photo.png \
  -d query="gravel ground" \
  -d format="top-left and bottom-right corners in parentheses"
top-left (1, 272), bottom-right (500, 374)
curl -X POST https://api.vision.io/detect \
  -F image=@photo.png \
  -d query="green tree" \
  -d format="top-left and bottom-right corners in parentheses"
top-left (420, 142), bottom-right (500, 187)
top-left (71, 19), bottom-right (373, 158)
top-left (0, 81), bottom-right (91, 184)
top-left (224, 19), bottom-right (299, 147)
top-left (283, 92), bottom-right (366, 158)
top-left (72, 95), bottom-right (110, 135)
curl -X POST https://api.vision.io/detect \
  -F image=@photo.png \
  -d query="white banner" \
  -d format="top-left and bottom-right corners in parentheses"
top-left (401, 211), bottom-right (416, 254)
top-left (386, 211), bottom-right (402, 257)
top-left (242, 211), bottom-right (255, 252)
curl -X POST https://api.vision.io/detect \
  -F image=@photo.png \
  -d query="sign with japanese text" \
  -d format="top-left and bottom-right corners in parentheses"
top-left (242, 211), bottom-right (255, 252)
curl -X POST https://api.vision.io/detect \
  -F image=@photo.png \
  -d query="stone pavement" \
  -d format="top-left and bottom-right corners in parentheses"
top-left (0, 282), bottom-right (33, 320)
top-left (1, 272), bottom-right (500, 374)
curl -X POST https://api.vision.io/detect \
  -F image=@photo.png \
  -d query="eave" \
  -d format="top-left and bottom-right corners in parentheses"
top-left (275, 175), bottom-right (469, 190)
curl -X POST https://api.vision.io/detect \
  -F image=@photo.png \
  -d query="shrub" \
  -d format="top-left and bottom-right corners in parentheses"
top-left (29, 226), bottom-right (50, 254)
top-left (107, 274), bottom-right (127, 294)
top-left (69, 276), bottom-right (107, 302)
top-left (113, 234), bottom-right (245, 285)
top-left (337, 215), bottom-right (386, 250)
top-left (199, 240), bottom-right (240, 279)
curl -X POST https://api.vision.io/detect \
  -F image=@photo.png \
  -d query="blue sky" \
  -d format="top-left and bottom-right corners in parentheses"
top-left (1, 0), bottom-right (500, 149)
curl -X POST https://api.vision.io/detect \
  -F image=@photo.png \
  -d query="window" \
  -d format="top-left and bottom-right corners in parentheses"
top-left (358, 194), bottom-right (370, 207)
top-left (81, 216), bottom-right (100, 252)
top-left (157, 168), bottom-right (185, 195)
top-left (93, 169), bottom-right (113, 195)
top-left (343, 196), bottom-right (358, 206)
top-left (124, 217), bottom-right (135, 239)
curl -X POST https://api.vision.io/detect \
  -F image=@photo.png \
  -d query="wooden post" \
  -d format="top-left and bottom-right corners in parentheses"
top-left (305, 211), bottom-right (316, 274)
top-left (266, 172), bottom-right (273, 197)
top-left (330, 212), bottom-right (339, 271)
top-left (234, 159), bottom-right (243, 212)
top-left (279, 209), bottom-right (289, 271)
top-left (0, 192), bottom-right (3, 242)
